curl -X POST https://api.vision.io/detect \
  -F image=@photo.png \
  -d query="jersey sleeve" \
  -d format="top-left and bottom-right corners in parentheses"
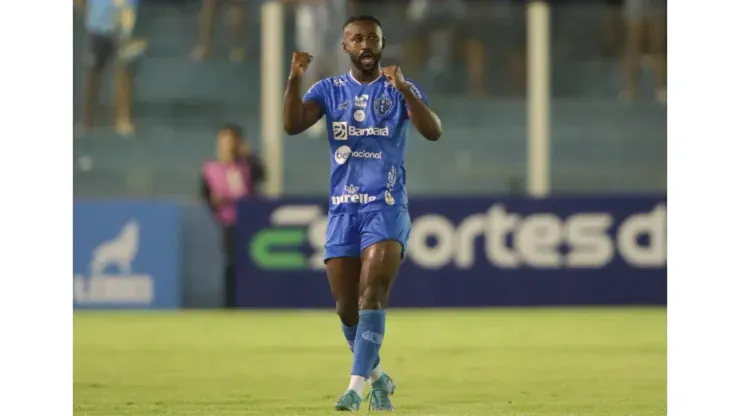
top-left (302, 80), bottom-right (326, 113)
top-left (401, 79), bottom-right (429, 119)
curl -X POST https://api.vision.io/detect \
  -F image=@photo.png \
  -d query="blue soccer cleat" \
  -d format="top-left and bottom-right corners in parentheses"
top-left (366, 373), bottom-right (396, 411)
top-left (335, 389), bottom-right (362, 412)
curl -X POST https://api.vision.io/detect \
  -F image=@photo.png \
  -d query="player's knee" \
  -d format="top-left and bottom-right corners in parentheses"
top-left (335, 300), bottom-right (359, 326)
top-left (359, 282), bottom-right (391, 310)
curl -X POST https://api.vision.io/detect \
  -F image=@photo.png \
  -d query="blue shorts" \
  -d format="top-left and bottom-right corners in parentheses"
top-left (324, 209), bottom-right (412, 261)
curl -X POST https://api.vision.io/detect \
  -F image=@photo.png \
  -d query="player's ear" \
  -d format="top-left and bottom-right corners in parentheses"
top-left (342, 42), bottom-right (348, 53)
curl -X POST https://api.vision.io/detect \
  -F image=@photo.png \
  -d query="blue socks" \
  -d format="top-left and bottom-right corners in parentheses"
top-left (341, 322), bottom-right (358, 351)
top-left (342, 321), bottom-right (381, 371)
top-left (350, 309), bottom-right (386, 378)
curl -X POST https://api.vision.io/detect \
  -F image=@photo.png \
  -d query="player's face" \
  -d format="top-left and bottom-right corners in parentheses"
top-left (343, 21), bottom-right (383, 73)
top-left (217, 130), bottom-right (239, 160)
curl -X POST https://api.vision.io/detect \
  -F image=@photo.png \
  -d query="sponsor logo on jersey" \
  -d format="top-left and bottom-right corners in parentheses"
top-left (331, 184), bottom-right (377, 205)
top-left (374, 97), bottom-right (393, 117)
top-left (384, 165), bottom-right (397, 205)
top-left (350, 126), bottom-right (389, 137)
top-left (338, 100), bottom-right (350, 111)
top-left (354, 94), bottom-right (369, 109)
top-left (332, 122), bottom-right (390, 140)
top-left (354, 110), bottom-right (366, 122)
top-left (384, 191), bottom-right (396, 206)
top-left (386, 166), bottom-right (397, 192)
top-left (334, 145), bottom-right (382, 165)
top-left (332, 77), bottom-right (347, 87)
top-left (333, 121), bottom-right (348, 140)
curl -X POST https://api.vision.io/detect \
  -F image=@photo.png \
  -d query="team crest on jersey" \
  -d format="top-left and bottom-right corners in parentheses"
top-left (374, 97), bottom-right (393, 117)
top-left (354, 95), bottom-right (369, 109)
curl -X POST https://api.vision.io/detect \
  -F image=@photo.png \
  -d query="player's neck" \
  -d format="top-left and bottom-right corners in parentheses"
top-left (350, 67), bottom-right (382, 84)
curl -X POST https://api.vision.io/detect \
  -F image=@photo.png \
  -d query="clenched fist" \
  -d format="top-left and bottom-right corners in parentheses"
top-left (381, 65), bottom-right (407, 91)
top-left (290, 52), bottom-right (313, 79)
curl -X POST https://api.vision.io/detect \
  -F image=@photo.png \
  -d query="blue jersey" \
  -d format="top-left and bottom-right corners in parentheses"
top-left (86, 0), bottom-right (140, 35)
top-left (303, 72), bottom-right (429, 216)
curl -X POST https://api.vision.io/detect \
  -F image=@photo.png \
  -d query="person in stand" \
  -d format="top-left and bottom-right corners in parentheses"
top-left (620, 0), bottom-right (666, 103)
top-left (75, 0), bottom-right (145, 136)
top-left (201, 124), bottom-right (265, 308)
top-left (190, 0), bottom-right (248, 62)
top-left (283, 0), bottom-right (354, 138)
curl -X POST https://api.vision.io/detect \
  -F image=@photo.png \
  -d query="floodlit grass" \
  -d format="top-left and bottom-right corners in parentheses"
top-left (74, 308), bottom-right (666, 415)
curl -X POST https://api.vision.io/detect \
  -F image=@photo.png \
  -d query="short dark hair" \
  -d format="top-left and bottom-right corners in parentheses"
top-left (343, 15), bottom-right (383, 30)
top-left (220, 123), bottom-right (243, 139)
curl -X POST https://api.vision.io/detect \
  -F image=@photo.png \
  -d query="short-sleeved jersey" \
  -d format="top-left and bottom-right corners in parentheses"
top-left (303, 71), bottom-right (429, 216)
top-left (86, 0), bottom-right (141, 35)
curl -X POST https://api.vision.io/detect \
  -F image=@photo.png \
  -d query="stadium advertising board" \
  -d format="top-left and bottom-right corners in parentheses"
top-left (235, 196), bottom-right (666, 308)
top-left (73, 201), bottom-right (181, 309)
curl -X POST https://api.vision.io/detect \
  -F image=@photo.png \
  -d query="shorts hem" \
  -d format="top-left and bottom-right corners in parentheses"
top-left (323, 254), bottom-right (360, 264)
top-left (360, 238), bottom-right (407, 259)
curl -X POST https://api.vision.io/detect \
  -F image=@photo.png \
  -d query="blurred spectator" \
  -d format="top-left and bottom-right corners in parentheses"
top-left (600, 0), bottom-right (625, 59)
top-left (201, 124), bottom-right (265, 308)
top-left (294, 0), bottom-right (350, 82)
top-left (285, 0), bottom-right (353, 138)
top-left (75, 0), bottom-right (146, 136)
top-left (490, 0), bottom-right (527, 97)
top-left (191, 0), bottom-right (248, 62)
top-left (620, 0), bottom-right (666, 103)
top-left (403, 0), bottom-right (486, 97)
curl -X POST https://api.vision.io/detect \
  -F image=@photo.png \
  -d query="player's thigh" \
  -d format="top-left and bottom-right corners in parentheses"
top-left (358, 210), bottom-right (410, 289)
top-left (325, 214), bottom-right (362, 318)
top-left (325, 213), bottom-right (361, 263)
top-left (359, 210), bottom-right (411, 261)
top-left (358, 240), bottom-right (403, 309)
top-left (326, 257), bottom-right (361, 309)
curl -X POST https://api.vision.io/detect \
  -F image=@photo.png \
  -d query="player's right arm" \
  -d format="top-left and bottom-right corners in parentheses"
top-left (283, 52), bottom-right (323, 135)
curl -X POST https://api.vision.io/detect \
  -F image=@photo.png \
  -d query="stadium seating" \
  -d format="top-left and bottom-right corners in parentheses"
top-left (73, 1), bottom-right (665, 198)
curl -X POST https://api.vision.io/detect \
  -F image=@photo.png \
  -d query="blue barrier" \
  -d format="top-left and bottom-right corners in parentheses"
top-left (73, 201), bottom-right (182, 309)
top-left (235, 196), bottom-right (666, 308)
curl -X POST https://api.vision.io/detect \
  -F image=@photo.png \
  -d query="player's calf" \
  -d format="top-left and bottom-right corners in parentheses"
top-left (327, 257), bottom-right (390, 399)
top-left (339, 303), bottom-right (383, 377)
top-left (339, 241), bottom-right (402, 407)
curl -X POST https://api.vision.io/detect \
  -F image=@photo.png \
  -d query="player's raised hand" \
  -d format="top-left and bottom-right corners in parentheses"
top-left (381, 65), bottom-right (407, 90)
top-left (290, 52), bottom-right (313, 78)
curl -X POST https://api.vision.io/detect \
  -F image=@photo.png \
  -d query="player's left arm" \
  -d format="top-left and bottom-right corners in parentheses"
top-left (400, 81), bottom-right (442, 141)
top-left (382, 66), bottom-right (442, 141)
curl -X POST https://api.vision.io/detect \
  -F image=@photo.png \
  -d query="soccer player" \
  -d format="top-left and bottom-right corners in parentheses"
top-left (282, 15), bottom-right (443, 412)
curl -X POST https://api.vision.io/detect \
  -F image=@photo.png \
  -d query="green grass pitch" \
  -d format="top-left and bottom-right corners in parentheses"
top-left (74, 308), bottom-right (666, 416)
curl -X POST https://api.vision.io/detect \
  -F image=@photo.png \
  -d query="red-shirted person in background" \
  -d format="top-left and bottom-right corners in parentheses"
top-left (201, 124), bottom-right (265, 308)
